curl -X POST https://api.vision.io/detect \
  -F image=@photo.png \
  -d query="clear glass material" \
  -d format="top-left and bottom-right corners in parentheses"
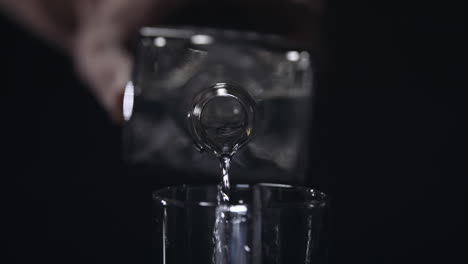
top-left (123, 27), bottom-right (314, 185)
top-left (152, 184), bottom-right (327, 264)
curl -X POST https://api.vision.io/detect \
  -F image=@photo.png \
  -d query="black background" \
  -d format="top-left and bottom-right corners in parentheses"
top-left (1, 1), bottom-right (464, 263)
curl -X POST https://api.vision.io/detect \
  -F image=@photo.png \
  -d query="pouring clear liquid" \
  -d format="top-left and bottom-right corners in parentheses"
top-left (188, 82), bottom-right (256, 203)
top-left (188, 83), bottom-right (256, 263)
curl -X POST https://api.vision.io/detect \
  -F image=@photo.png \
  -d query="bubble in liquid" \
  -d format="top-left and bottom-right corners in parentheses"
top-left (244, 245), bottom-right (251, 252)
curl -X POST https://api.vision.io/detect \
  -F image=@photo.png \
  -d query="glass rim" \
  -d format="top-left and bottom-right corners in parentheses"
top-left (153, 183), bottom-right (327, 209)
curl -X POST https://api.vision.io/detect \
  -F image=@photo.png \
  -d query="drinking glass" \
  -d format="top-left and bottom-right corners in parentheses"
top-left (152, 184), bottom-right (328, 264)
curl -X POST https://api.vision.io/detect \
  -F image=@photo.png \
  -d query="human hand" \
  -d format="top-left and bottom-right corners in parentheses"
top-left (0, 0), bottom-right (181, 122)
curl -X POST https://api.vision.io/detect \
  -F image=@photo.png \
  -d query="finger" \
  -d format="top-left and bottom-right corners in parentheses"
top-left (73, 0), bottom-right (184, 122)
top-left (74, 35), bottom-right (131, 123)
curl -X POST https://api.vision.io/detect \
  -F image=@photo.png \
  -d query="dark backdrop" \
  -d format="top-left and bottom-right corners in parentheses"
top-left (1, 1), bottom-right (464, 264)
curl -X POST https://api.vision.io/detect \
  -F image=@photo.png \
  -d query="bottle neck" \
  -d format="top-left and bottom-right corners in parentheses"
top-left (187, 82), bottom-right (257, 157)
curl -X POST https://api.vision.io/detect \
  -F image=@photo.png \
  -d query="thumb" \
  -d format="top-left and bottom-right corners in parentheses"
top-left (72, 0), bottom-right (158, 123)
top-left (72, 0), bottom-right (186, 122)
top-left (73, 25), bottom-right (131, 123)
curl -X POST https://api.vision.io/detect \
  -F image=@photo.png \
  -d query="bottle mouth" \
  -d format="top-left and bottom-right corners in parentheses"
top-left (187, 82), bottom-right (257, 156)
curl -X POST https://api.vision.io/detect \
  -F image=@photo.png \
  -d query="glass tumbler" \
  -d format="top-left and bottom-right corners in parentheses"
top-left (152, 184), bottom-right (328, 264)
